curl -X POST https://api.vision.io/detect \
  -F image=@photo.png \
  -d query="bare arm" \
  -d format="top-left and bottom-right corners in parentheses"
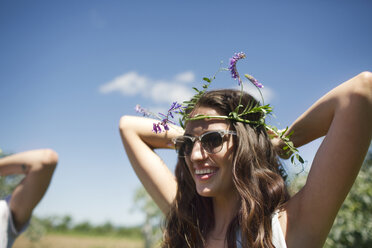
top-left (0, 149), bottom-right (58, 231)
top-left (282, 72), bottom-right (372, 247)
top-left (119, 116), bottom-right (183, 214)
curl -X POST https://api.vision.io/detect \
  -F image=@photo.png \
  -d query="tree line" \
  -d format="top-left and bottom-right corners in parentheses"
top-left (28, 214), bottom-right (142, 237)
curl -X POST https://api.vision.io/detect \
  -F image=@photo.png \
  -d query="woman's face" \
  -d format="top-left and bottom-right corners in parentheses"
top-left (184, 106), bottom-right (236, 198)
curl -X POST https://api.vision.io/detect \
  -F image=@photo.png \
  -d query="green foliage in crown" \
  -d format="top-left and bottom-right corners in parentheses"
top-left (135, 52), bottom-right (304, 166)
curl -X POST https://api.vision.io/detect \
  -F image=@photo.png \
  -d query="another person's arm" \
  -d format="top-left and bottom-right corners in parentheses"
top-left (282, 72), bottom-right (372, 247)
top-left (0, 149), bottom-right (58, 231)
top-left (119, 116), bottom-right (183, 214)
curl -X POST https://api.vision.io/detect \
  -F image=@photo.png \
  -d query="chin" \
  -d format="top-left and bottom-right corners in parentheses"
top-left (196, 187), bottom-right (215, 197)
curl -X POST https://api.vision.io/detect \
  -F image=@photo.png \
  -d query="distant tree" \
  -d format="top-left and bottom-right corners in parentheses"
top-left (23, 216), bottom-right (46, 242)
top-left (35, 215), bottom-right (56, 230)
top-left (73, 221), bottom-right (93, 233)
top-left (289, 148), bottom-right (372, 247)
top-left (117, 226), bottom-right (142, 238)
top-left (133, 187), bottom-right (163, 248)
top-left (32, 214), bottom-right (142, 238)
top-left (94, 221), bottom-right (114, 234)
top-left (55, 215), bottom-right (73, 231)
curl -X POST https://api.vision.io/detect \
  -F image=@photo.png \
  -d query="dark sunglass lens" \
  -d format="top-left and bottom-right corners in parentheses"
top-left (202, 132), bottom-right (223, 154)
top-left (175, 137), bottom-right (194, 157)
top-left (175, 138), bottom-right (186, 157)
top-left (183, 138), bottom-right (194, 156)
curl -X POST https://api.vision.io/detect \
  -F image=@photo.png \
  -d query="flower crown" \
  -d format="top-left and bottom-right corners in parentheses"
top-left (136, 52), bottom-right (304, 165)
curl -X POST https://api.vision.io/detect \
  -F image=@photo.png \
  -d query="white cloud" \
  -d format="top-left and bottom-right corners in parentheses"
top-left (99, 72), bottom-right (148, 96)
top-left (173, 71), bottom-right (195, 83)
top-left (149, 81), bottom-right (194, 103)
top-left (99, 71), bottom-right (194, 104)
top-left (99, 71), bottom-right (274, 107)
top-left (100, 71), bottom-right (274, 107)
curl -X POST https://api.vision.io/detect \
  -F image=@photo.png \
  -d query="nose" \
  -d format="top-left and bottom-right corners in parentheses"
top-left (189, 140), bottom-right (207, 162)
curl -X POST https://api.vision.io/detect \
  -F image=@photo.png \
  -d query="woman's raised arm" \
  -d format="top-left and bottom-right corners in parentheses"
top-left (282, 72), bottom-right (372, 247)
top-left (119, 115), bottom-right (183, 214)
top-left (0, 149), bottom-right (58, 231)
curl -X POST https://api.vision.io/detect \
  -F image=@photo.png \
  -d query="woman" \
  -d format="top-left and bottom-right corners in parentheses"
top-left (120, 71), bottom-right (372, 248)
top-left (0, 149), bottom-right (58, 248)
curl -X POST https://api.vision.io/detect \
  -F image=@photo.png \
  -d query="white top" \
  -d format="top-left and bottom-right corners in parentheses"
top-left (0, 196), bottom-right (27, 248)
top-left (236, 211), bottom-right (287, 248)
top-left (271, 211), bottom-right (287, 248)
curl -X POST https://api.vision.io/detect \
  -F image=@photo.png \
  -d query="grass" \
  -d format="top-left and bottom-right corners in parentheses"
top-left (13, 232), bottom-right (144, 248)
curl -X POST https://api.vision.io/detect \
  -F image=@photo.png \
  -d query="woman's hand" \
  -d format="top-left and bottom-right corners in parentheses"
top-left (268, 128), bottom-right (292, 160)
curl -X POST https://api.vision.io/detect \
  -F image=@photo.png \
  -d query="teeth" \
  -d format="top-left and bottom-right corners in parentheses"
top-left (195, 168), bottom-right (215, 175)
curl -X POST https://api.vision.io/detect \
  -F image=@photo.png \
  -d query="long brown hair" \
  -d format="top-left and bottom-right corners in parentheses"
top-left (162, 89), bottom-right (289, 248)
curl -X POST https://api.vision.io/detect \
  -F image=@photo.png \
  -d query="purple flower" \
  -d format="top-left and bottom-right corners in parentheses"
top-left (152, 123), bottom-right (162, 133)
top-left (158, 113), bottom-right (175, 125)
top-left (135, 104), bottom-right (150, 116)
top-left (245, 74), bottom-right (264, 88)
top-left (228, 52), bottom-right (246, 85)
top-left (151, 101), bottom-right (184, 133)
top-left (152, 121), bottom-right (170, 133)
top-left (169, 102), bottom-right (183, 113)
top-left (161, 120), bottom-right (170, 131)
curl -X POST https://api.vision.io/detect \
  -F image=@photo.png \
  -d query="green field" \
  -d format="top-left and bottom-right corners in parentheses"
top-left (13, 233), bottom-right (144, 248)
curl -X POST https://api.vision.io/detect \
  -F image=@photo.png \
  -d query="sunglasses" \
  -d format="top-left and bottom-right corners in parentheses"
top-left (172, 130), bottom-right (237, 157)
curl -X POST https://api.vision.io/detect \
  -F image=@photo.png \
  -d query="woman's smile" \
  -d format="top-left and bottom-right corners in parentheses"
top-left (194, 166), bottom-right (219, 180)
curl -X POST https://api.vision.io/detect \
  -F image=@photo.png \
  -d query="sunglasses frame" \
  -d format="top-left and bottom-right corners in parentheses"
top-left (172, 130), bottom-right (237, 157)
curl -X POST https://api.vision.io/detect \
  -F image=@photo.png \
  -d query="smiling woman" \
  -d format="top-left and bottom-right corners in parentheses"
top-left (161, 89), bottom-right (289, 248)
top-left (119, 55), bottom-right (372, 248)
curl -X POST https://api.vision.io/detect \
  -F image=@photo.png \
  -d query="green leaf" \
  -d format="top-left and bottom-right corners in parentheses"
top-left (286, 130), bottom-right (294, 138)
top-left (280, 127), bottom-right (289, 138)
top-left (233, 105), bottom-right (243, 114)
top-left (287, 141), bottom-right (294, 148)
top-left (179, 118), bottom-right (184, 128)
top-left (203, 77), bottom-right (211, 83)
top-left (298, 155), bottom-right (304, 164)
top-left (270, 126), bottom-right (278, 132)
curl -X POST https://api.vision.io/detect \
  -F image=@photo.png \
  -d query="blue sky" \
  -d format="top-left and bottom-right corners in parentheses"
top-left (0, 0), bottom-right (371, 226)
